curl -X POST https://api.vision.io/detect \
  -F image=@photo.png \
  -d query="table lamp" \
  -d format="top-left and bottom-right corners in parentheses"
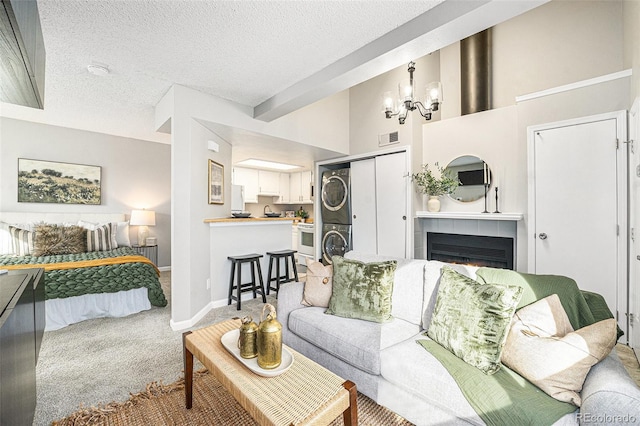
top-left (130, 209), bottom-right (156, 246)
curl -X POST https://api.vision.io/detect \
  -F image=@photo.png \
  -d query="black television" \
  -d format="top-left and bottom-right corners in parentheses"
top-left (457, 169), bottom-right (486, 186)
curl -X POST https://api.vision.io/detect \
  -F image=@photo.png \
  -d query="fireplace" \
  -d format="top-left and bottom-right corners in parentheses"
top-left (427, 232), bottom-right (514, 270)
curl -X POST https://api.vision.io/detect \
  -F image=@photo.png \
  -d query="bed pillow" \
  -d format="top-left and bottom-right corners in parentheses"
top-left (325, 256), bottom-right (397, 323)
top-left (9, 226), bottom-right (34, 256)
top-left (501, 295), bottom-right (617, 406)
top-left (301, 260), bottom-right (333, 307)
top-left (33, 224), bottom-right (86, 256)
top-left (78, 220), bottom-right (119, 249)
top-left (115, 221), bottom-right (131, 247)
top-left (86, 223), bottom-right (115, 251)
top-left (427, 266), bottom-right (523, 375)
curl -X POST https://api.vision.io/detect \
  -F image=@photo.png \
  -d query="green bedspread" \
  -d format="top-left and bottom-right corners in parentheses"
top-left (418, 267), bottom-right (620, 426)
top-left (0, 247), bottom-right (167, 307)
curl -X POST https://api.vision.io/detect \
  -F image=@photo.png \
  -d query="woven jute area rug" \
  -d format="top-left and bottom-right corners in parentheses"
top-left (52, 370), bottom-right (414, 426)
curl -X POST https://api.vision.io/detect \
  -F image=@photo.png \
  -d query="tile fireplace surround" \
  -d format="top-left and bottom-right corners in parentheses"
top-left (414, 211), bottom-right (524, 269)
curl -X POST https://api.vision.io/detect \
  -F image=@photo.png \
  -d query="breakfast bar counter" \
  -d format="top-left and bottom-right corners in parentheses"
top-left (206, 217), bottom-right (294, 305)
top-left (204, 217), bottom-right (295, 224)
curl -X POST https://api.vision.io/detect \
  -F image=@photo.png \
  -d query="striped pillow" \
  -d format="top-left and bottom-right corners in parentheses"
top-left (9, 226), bottom-right (34, 256)
top-left (86, 223), bottom-right (115, 251)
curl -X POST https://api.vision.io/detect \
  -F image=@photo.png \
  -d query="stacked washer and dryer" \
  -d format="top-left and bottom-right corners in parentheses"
top-left (320, 168), bottom-right (352, 264)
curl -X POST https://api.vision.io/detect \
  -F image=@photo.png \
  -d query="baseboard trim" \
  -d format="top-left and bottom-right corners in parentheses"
top-left (169, 293), bottom-right (255, 331)
top-left (158, 266), bottom-right (171, 272)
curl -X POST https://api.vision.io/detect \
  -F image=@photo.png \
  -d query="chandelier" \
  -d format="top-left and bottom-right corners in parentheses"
top-left (382, 61), bottom-right (442, 125)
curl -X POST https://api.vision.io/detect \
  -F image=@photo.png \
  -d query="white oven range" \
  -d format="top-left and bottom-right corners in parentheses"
top-left (297, 222), bottom-right (315, 265)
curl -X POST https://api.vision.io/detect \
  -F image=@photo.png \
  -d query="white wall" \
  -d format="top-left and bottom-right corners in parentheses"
top-left (0, 117), bottom-right (172, 267)
top-left (624, 0), bottom-right (640, 99)
top-left (491, 0), bottom-right (624, 109)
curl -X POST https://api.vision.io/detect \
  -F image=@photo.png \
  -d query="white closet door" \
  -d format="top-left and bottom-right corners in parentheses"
top-left (350, 159), bottom-right (377, 253)
top-left (531, 112), bottom-right (626, 335)
top-left (376, 152), bottom-right (407, 258)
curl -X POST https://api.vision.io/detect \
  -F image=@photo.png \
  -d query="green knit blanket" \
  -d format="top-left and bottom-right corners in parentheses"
top-left (0, 247), bottom-right (167, 307)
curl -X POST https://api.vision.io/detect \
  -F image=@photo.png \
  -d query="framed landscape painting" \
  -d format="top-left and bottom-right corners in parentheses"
top-left (208, 159), bottom-right (224, 204)
top-left (18, 158), bottom-right (102, 205)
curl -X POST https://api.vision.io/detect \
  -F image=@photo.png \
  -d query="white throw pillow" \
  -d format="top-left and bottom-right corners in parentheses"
top-left (115, 221), bottom-right (131, 247)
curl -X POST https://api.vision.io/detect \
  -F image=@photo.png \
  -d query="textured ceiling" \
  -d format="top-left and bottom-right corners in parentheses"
top-left (1, 0), bottom-right (544, 165)
top-left (20, 0), bottom-right (440, 143)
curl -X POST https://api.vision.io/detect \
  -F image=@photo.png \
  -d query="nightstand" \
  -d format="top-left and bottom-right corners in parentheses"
top-left (132, 244), bottom-right (158, 266)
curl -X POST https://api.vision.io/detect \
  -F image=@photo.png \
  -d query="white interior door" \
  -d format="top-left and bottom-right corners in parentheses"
top-left (529, 112), bottom-right (627, 337)
top-left (375, 152), bottom-right (407, 257)
top-left (629, 99), bottom-right (640, 353)
top-left (350, 159), bottom-right (377, 253)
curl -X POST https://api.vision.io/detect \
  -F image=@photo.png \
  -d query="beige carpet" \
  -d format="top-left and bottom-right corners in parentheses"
top-left (52, 370), bottom-right (413, 426)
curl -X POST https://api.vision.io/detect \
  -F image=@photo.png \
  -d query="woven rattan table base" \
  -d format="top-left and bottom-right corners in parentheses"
top-left (183, 319), bottom-right (357, 426)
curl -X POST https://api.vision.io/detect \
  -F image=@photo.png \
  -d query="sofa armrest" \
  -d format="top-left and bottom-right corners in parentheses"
top-left (580, 349), bottom-right (640, 423)
top-left (276, 281), bottom-right (306, 345)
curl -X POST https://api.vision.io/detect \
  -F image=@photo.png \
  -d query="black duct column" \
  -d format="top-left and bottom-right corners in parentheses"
top-left (460, 28), bottom-right (492, 115)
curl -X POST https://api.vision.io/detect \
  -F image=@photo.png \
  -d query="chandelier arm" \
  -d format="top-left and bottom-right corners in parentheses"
top-left (413, 101), bottom-right (433, 119)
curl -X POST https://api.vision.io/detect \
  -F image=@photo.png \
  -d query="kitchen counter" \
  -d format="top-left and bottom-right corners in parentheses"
top-left (204, 217), bottom-right (295, 224)
top-left (208, 218), bottom-right (294, 304)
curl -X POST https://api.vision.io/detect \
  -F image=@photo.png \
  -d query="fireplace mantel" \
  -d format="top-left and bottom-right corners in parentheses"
top-left (416, 211), bottom-right (523, 221)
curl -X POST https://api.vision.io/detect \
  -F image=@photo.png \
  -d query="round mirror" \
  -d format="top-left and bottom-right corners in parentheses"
top-left (445, 155), bottom-right (491, 202)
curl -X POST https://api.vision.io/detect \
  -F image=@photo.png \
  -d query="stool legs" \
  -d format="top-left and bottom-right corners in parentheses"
top-left (236, 261), bottom-right (243, 311)
top-left (256, 261), bottom-right (266, 303)
top-left (227, 255), bottom-right (266, 310)
top-left (266, 253), bottom-right (299, 298)
top-left (228, 261), bottom-right (236, 306)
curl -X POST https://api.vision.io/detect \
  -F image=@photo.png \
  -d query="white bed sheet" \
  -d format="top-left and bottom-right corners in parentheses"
top-left (45, 287), bottom-right (151, 331)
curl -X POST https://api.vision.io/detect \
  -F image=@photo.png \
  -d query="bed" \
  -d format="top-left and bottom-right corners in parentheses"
top-left (0, 212), bottom-right (167, 331)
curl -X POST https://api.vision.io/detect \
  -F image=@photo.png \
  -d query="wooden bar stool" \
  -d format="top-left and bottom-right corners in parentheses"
top-left (266, 249), bottom-right (299, 297)
top-left (227, 253), bottom-right (266, 310)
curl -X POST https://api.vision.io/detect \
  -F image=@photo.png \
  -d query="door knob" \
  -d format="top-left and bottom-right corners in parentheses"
top-left (538, 233), bottom-right (548, 240)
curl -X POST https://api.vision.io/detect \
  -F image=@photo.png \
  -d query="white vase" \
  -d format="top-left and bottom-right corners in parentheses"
top-left (427, 195), bottom-right (441, 212)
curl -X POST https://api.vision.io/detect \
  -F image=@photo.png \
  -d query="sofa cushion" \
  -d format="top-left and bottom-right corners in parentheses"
top-left (301, 260), bottom-right (333, 307)
top-left (379, 333), bottom-right (483, 423)
top-left (326, 256), bottom-right (397, 323)
top-left (427, 266), bottom-right (523, 375)
top-left (345, 251), bottom-right (426, 326)
top-left (502, 295), bottom-right (617, 406)
top-left (288, 306), bottom-right (419, 375)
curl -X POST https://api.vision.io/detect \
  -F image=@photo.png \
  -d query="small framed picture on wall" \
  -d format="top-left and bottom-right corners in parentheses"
top-left (208, 160), bottom-right (224, 204)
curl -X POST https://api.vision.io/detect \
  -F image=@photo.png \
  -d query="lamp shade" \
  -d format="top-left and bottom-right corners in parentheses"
top-left (130, 209), bottom-right (156, 226)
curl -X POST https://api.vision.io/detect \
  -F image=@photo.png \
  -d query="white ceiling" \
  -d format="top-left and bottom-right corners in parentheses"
top-left (1, 0), bottom-right (545, 167)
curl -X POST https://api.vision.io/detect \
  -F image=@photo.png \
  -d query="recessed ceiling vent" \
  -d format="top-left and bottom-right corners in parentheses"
top-left (378, 131), bottom-right (399, 147)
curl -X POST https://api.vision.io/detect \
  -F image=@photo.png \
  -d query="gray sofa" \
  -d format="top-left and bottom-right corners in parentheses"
top-left (278, 251), bottom-right (640, 425)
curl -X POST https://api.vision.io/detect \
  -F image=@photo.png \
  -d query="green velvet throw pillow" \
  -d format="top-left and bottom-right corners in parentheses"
top-left (325, 256), bottom-right (397, 323)
top-left (427, 266), bottom-right (523, 375)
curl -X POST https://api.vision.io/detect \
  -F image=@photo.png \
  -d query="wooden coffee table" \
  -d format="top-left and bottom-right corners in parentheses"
top-left (183, 319), bottom-right (358, 425)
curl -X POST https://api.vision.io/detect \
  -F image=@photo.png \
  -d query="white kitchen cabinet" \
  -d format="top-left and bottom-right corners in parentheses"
top-left (275, 173), bottom-right (291, 204)
top-left (258, 170), bottom-right (280, 196)
top-left (233, 167), bottom-right (259, 203)
top-left (290, 171), bottom-right (313, 204)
